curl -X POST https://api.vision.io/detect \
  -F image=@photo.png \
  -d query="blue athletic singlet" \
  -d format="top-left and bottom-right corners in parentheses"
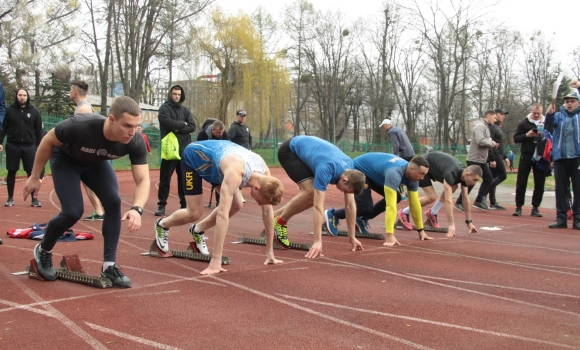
top-left (182, 140), bottom-right (266, 186)
top-left (289, 135), bottom-right (353, 191)
top-left (353, 153), bottom-right (418, 191)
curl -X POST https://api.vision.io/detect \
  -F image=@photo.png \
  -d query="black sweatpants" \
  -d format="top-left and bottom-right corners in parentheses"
top-left (553, 157), bottom-right (580, 222)
top-left (41, 149), bottom-right (122, 262)
top-left (514, 152), bottom-right (546, 208)
top-left (333, 178), bottom-right (401, 220)
top-left (157, 158), bottom-right (185, 207)
top-left (488, 156), bottom-right (507, 205)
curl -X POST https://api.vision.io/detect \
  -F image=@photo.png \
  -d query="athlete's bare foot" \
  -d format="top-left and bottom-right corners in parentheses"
top-left (383, 234), bottom-right (401, 246)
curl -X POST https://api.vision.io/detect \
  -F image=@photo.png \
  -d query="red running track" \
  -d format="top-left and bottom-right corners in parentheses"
top-left (0, 168), bottom-right (579, 349)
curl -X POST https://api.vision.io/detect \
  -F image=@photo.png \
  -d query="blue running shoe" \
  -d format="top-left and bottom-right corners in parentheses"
top-left (324, 208), bottom-right (339, 236)
top-left (355, 217), bottom-right (371, 234)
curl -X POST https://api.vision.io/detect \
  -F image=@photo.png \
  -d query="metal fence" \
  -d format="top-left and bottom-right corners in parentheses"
top-left (29, 115), bottom-right (522, 169)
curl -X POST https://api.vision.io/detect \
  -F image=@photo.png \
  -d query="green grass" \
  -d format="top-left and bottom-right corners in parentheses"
top-left (501, 172), bottom-right (555, 190)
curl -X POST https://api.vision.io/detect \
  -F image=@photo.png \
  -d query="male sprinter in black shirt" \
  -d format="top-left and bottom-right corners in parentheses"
top-left (399, 152), bottom-right (482, 237)
top-left (23, 96), bottom-right (150, 288)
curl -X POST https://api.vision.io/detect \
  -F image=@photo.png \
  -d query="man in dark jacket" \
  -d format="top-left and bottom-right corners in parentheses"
top-left (513, 103), bottom-right (545, 218)
top-left (196, 119), bottom-right (229, 141)
top-left (155, 85), bottom-right (196, 216)
top-left (0, 89), bottom-right (42, 207)
top-left (228, 109), bottom-right (252, 150)
top-left (486, 108), bottom-right (510, 210)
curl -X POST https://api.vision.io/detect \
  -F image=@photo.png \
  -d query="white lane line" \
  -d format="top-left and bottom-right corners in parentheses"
top-left (116, 290), bottom-right (181, 298)
top-left (203, 276), bottom-right (432, 350)
top-left (261, 267), bottom-right (309, 273)
top-left (85, 322), bottom-right (182, 350)
top-left (467, 236), bottom-right (580, 255)
top-left (278, 294), bottom-right (576, 349)
top-left (407, 274), bottom-right (580, 299)
top-left (0, 265), bottom-right (107, 350)
top-left (321, 258), bottom-right (580, 317)
top-left (403, 245), bottom-right (580, 277)
top-left (0, 298), bottom-right (57, 318)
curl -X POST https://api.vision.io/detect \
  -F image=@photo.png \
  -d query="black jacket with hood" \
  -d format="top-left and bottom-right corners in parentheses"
top-left (514, 113), bottom-right (544, 155)
top-left (0, 89), bottom-right (42, 146)
top-left (158, 85), bottom-right (196, 153)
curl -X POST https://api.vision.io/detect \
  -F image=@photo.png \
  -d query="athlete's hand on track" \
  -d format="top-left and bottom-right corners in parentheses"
top-left (23, 177), bottom-right (41, 201)
top-left (264, 254), bottom-right (283, 265)
top-left (305, 241), bottom-right (323, 258)
top-left (350, 237), bottom-right (364, 252)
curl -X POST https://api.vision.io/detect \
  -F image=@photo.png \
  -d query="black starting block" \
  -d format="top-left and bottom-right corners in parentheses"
top-left (13, 254), bottom-right (113, 288)
top-left (238, 235), bottom-right (312, 251)
top-left (321, 224), bottom-right (385, 240)
top-left (142, 241), bottom-right (230, 265)
top-left (395, 224), bottom-right (449, 233)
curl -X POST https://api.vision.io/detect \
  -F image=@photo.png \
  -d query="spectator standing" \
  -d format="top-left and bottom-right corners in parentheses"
top-left (508, 150), bottom-right (515, 172)
top-left (512, 103), bottom-right (546, 217)
top-left (0, 81), bottom-right (5, 128)
top-left (0, 89), bottom-right (43, 207)
top-left (379, 119), bottom-right (414, 161)
top-left (228, 109), bottom-right (251, 150)
top-left (454, 110), bottom-right (499, 211)
top-left (154, 85), bottom-right (196, 216)
top-left (545, 91), bottom-right (580, 229)
top-left (137, 125), bottom-right (152, 156)
top-left (487, 108), bottom-right (510, 210)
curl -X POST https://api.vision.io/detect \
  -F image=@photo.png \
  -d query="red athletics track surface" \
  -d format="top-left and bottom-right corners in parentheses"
top-left (0, 168), bottom-right (579, 349)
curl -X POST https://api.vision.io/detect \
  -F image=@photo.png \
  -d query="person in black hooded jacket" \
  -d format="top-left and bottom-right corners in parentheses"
top-left (0, 89), bottom-right (42, 207)
top-left (154, 85), bottom-right (196, 216)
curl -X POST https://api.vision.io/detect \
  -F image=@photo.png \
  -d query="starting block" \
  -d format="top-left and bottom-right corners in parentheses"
top-left (13, 254), bottom-right (113, 288)
top-left (321, 224), bottom-right (385, 240)
top-left (142, 241), bottom-right (230, 265)
top-left (238, 234), bottom-right (312, 251)
top-left (395, 224), bottom-right (449, 233)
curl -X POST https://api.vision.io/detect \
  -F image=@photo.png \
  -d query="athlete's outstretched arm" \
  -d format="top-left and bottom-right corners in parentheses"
top-left (344, 192), bottom-right (363, 252)
top-left (262, 203), bottom-right (283, 265)
top-left (383, 185), bottom-right (400, 246)
top-left (408, 190), bottom-right (432, 241)
top-left (306, 189), bottom-right (326, 258)
top-left (23, 129), bottom-right (62, 200)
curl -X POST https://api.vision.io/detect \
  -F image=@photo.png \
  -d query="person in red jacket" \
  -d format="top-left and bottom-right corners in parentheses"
top-left (136, 125), bottom-right (152, 156)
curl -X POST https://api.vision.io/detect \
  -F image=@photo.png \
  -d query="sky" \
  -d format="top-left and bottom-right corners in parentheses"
top-left (216, 0), bottom-right (580, 75)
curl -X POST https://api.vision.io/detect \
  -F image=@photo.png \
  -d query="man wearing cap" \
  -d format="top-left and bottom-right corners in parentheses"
top-left (486, 108), bottom-right (510, 210)
top-left (545, 89), bottom-right (580, 229)
top-left (228, 109), bottom-right (252, 150)
top-left (379, 119), bottom-right (414, 161)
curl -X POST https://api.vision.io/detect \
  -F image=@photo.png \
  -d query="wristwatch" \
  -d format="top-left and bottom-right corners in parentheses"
top-left (130, 206), bottom-right (143, 215)
top-left (465, 219), bottom-right (472, 224)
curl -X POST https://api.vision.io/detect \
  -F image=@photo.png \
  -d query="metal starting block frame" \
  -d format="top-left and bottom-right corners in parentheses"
top-left (395, 224), bottom-right (449, 233)
top-left (335, 230), bottom-right (385, 240)
top-left (238, 235), bottom-right (312, 251)
top-left (15, 254), bottom-right (113, 288)
top-left (321, 224), bottom-right (385, 240)
top-left (142, 241), bottom-right (230, 265)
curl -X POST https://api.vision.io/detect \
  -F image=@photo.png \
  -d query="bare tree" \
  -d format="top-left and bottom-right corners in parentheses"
top-left (522, 31), bottom-right (559, 109)
top-left (111, 0), bottom-right (211, 102)
top-left (302, 9), bottom-right (357, 142)
top-left (283, 0), bottom-right (317, 136)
